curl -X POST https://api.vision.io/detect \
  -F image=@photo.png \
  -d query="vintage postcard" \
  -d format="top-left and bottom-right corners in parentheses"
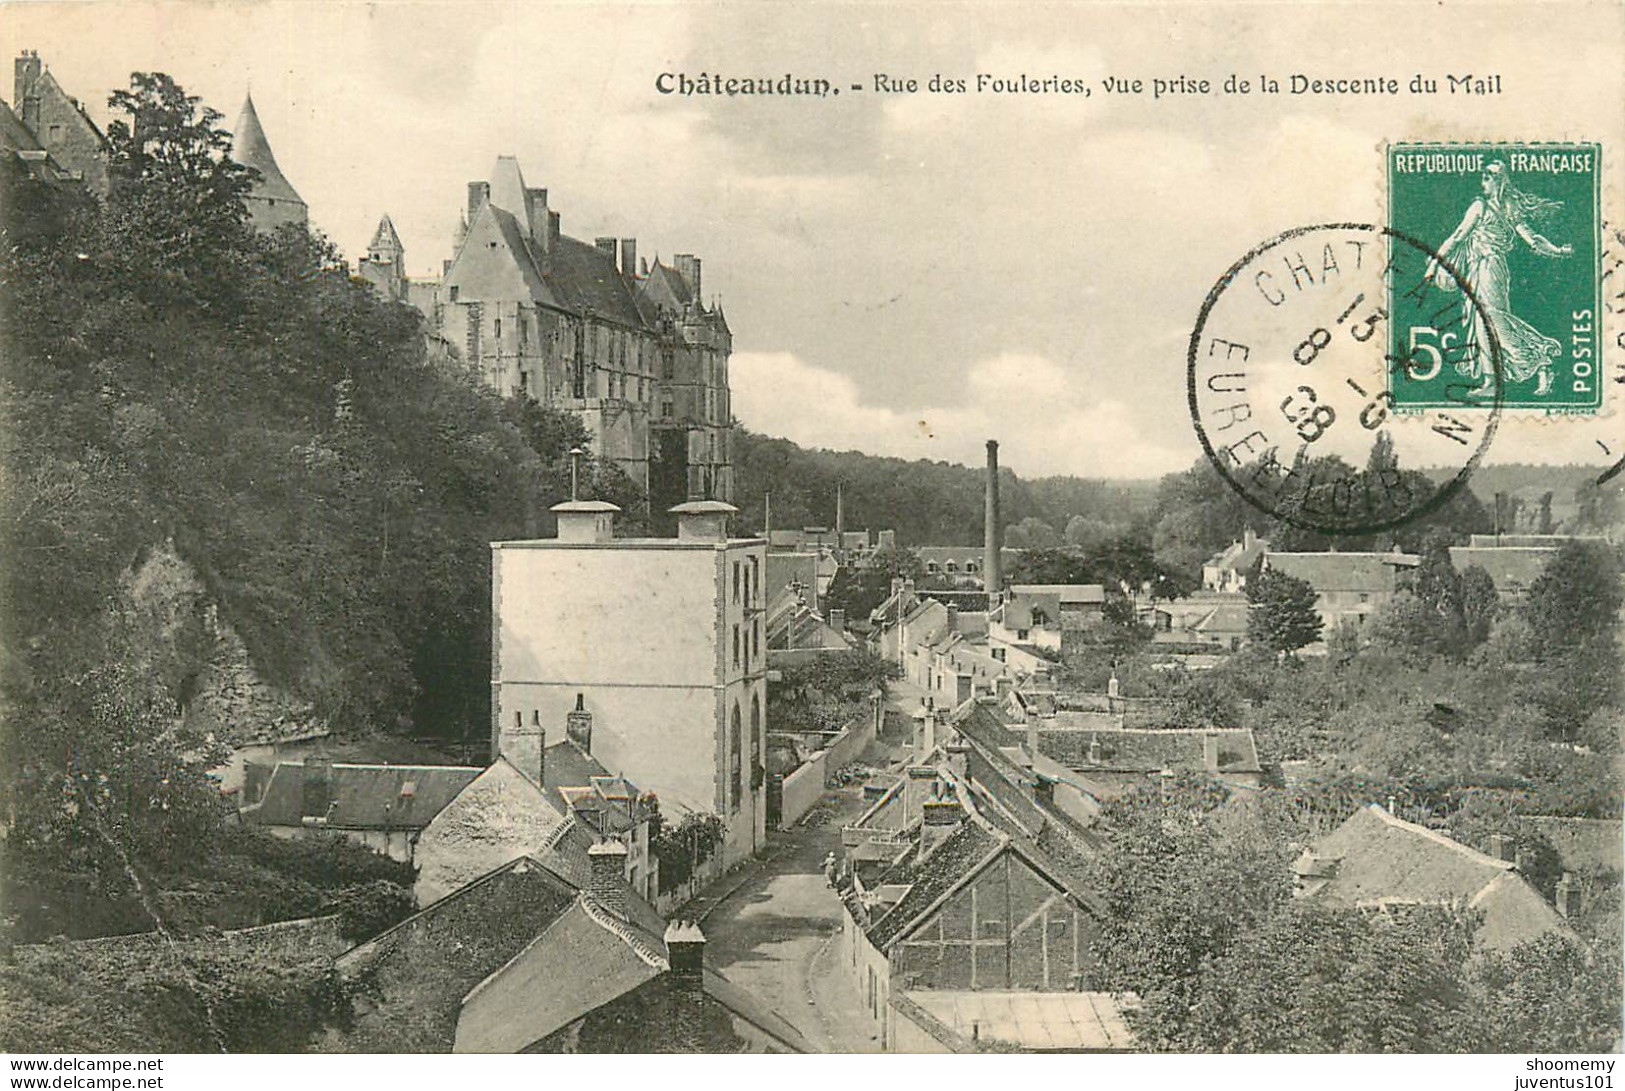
top-left (0, 0), bottom-right (1621, 1077)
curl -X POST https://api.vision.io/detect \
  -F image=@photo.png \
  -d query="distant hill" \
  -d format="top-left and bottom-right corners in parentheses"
top-left (731, 430), bottom-right (1157, 546)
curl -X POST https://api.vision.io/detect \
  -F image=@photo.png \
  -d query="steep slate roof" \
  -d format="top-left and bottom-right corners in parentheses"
top-left (337, 851), bottom-right (669, 1053)
top-left (544, 739), bottom-right (612, 793)
top-left (1448, 546), bottom-right (1558, 596)
top-left (231, 93), bottom-right (303, 204)
top-left (1037, 727), bottom-right (1263, 776)
top-left (544, 233), bottom-right (646, 328)
top-left (640, 260), bottom-right (694, 309)
top-left (1264, 551), bottom-right (1418, 593)
top-left (1299, 805), bottom-right (1578, 953)
top-left (241, 761), bottom-right (483, 830)
top-left (368, 213), bottom-right (402, 252)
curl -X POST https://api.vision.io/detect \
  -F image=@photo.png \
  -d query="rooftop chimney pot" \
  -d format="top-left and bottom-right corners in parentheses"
top-left (588, 840), bottom-right (630, 920)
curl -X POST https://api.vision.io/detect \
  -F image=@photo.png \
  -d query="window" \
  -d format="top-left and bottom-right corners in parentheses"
top-left (449, 285), bottom-right (459, 302)
top-left (729, 704), bottom-right (743, 811)
top-left (494, 317), bottom-right (501, 342)
top-left (733, 562), bottom-right (741, 603)
top-left (733, 625), bottom-right (740, 668)
top-left (751, 694), bottom-right (762, 767)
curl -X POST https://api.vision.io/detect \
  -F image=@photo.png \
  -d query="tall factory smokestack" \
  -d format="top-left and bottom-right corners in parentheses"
top-left (984, 440), bottom-right (1002, 599)
top-left (835, 483), bottom-right (845, 541)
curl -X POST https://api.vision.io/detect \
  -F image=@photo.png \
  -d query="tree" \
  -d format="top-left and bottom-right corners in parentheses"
top-left (1246, 567), bottom-right (1323, 656)
top-left (1523, 540), bottom-right (1623, 659)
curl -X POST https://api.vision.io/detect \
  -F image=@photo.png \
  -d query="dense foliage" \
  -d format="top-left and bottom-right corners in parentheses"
top-left (731, 429), bottom-right (1153, 547)
top-left (0, 70), bottom-right (600, 972)
top-left (1086, 783), bottom-right (1621, 1052)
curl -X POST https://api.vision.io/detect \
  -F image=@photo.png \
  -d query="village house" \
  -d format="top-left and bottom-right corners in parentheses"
top-left (491, 499), bottom-right (767, 870)
top-left (1202, 528), bottom-right (1269, 592)
top-left (1447, 544), bottom-right (1557, 602)
top-left (238, 758), bottom-right (483, 864)
top-left (764, 581), bottom-right (853, 659)
top-left (1295, 805), bottom-right (1580, 954)
top-left (837, 784), bottom-right (1127, 1052)
top-left (1263, 550), bottom-right (1420, 637)
top-left (331, 844), bottom-right (800, 1053)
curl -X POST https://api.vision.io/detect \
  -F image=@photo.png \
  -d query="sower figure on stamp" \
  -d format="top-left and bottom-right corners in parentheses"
top-left (1425, 160), bottom-right (1573, 397)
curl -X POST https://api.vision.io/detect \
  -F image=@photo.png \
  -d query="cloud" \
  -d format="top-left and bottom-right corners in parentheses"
top-left (731, 350), bottom-right (1190, 479)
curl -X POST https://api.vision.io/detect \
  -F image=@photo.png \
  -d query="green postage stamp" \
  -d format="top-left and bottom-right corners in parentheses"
top-left (1387, 142), bottom-right (1601, 413)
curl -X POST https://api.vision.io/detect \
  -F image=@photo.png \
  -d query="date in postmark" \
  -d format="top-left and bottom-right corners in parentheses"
top-left (1188, 223), bottom-right (1503, 536)
top-left (1388, 142), bottom-right (1602, 413)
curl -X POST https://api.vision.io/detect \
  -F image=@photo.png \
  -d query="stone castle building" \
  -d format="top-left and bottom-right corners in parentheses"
top-left (8, 51), bottom-right (110, 195)
top-left (373, 156), bottom-right (733, 518)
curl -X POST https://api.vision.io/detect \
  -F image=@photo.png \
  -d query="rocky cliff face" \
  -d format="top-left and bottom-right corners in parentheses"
top-left (119, 542), bottom-right (323, 748)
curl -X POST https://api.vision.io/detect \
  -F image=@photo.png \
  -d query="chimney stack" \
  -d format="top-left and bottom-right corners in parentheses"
top-left (566, 692), bottom-right (593, 751)
top-left (1202, 732), bottom-right (1221, 774)
top-left (552, 499), bottom-right (620, 543)
top-left (919, 798), bottom-right (964, 860)
top-left (904, 767), bottom-right (936, 828)
top-left (829, 608), bottom-right (846, 632)
top-left (984, 440), bottom-right (1002, 599)
top-left (1555, 872), bottom-right (1582, 919)
top-left (594, 236), bottom-right (618, 260)
top-left (671, 500), bottom-right (736, 542)
top-left (15, 52), bottom-right (42, 130)
top-left (619, 238), bottom-right (637, 279)
top-left (835, 483), bottom-right (845, 540)
top-left (588, 840), bottom-right (629, 920)
top-left (500, 707), bottom-right (546, 787)
top-left (664, 920), bottom-right (705, 979)
top-left (1087, 734), bottom-right (1102, 766)
top-left (1488, 833), bottom-right (1517, 863)
top-left (466, 181), bottom-right (490, 226)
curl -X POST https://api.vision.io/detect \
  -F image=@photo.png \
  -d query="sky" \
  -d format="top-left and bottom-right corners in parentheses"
top-left (4, 0), bottom-right (1621, 480)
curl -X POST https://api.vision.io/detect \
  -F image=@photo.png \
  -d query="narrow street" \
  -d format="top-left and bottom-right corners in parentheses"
top-left (695, 785), bottom-right (883, 1053)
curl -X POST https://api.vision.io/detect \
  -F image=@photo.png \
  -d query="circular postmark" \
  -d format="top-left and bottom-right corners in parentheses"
top-left (1187, 222), bottom-right (1504, 536)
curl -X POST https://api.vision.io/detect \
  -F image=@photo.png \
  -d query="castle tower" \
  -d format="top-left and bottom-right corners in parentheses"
top-left (232, 93), bottom-right (308, 233)
top-left (359, 213), bottom-right (406, 300)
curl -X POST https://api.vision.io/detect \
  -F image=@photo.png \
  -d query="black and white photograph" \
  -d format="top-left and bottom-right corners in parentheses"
top-left (0, 0), bottom-right (1622, 1076)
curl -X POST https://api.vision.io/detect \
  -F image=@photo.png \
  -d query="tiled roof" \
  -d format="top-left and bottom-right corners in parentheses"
top-left (1205, 536), bottom-right (1270, 573)
top-left (1038, 727), bottom-right (1262, 775)
top-left (1194, 604), bottom-right (1251, 635)
top-left (336, 856), bottom-right (581, 1051)
top-left (1010, 584), bottom-right (1107, 604)
top-left (522, 968), bottom-right (812, 1053)
top-left (1265, 551), bottom-right (1418, 593)
top-left (866, 820), bottom-right (1004, 949)
top-left (903, 989), bottom-right (1137, 1052)
top-left (1300, 805), bottom-right (1577, 953)
top-left (242, 760), bottom-right (483, 830)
